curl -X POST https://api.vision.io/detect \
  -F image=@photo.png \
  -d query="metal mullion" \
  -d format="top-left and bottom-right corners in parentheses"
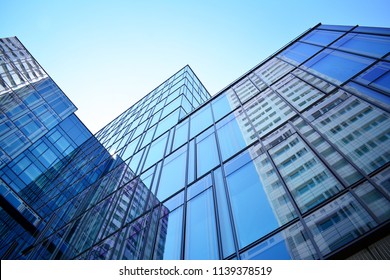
top-left (210, 171), bottom-right (224, 259)
top-left (208, 105), bottom-right (228, 260)
top-left (180, 143), bottom-right (190, 260)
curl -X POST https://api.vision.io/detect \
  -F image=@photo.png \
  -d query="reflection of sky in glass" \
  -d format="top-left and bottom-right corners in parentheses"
top-left (304, 50), bottom-right (374, 84)
top-left (185, 188), bottom-right (218, 259)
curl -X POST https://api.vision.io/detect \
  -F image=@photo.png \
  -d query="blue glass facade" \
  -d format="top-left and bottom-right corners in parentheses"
top-left (0, 37), bottom-right (92, 258)
top-left (1, 24), bottom-right (390, 260)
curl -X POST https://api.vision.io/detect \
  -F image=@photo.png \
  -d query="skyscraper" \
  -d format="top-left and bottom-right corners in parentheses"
top-left (1, 23), bottom-right (390, 260)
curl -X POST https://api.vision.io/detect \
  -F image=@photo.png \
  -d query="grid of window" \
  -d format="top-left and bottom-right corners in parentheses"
top-left (0, 37), bottom-right (92, 258)
top-left (1, 24), bottom-right (390, 260)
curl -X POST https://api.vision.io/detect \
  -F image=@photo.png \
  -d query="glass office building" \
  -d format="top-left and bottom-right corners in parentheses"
top-left (1, 24), bottom-right (390, 260)
top-left (0, 37), bottom-right (92, 258)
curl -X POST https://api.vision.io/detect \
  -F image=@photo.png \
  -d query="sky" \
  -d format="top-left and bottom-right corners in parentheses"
top-left (1, 0), bottom-right (390, 133)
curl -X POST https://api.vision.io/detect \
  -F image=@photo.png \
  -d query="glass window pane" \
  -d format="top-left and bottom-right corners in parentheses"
top-left (187, 174), bottom-right (212, 201)
top-left (233, 78), bottom-right (259, 103)
top-left (211, 90), bottom-right (238, 121)
top-left (292, 117), bottom-right (363, 186)
top-left (216, 110), bottom-right (250, 161)
top-left (303, 50), bottom-right (374, 84)
top-left (318, 24), bottom-right (354, 32)
top-left (196, 128), bottom-right (219, 177)
top-left (354, 182), bottom-right (390, 222)
top-left (310, 92), bottom-right (390, 174)
top-left (345, 82), bottom-right (390, 107)
top-left (273, 74), bottom-right (324, 111)
top-left (371, 71), bottom-right (390, 93)
top-left (254, 58), bottom-right (295, 86)
top-left (305, 193), bottom-right (377, 256)
top-left (372, 166), bottom-right (390, 196)
top-left (185, 188), bottom-right (218, 259)
top-left (225, 147), bottom-right (295, 249)
top-left (155, 109), bottom-right (180, 139)
top-left (355, 62), bottom-right (390, 86)
top-left (243, 88), bottom-right (296, 138)
top-left (143, 132), bottom-right (168, 171)
top-left (190, 104), bottom-right (213, 138)
top-left (172, 119), bottom-right (188, 151)
top-left (157, 145), bottom-right (187, 201)
top-left (153, 206), bottom-right (183, 260)
top-left (331, 33), bottom-right (390, 58)
top-left (301, 30), bottom-right (344, 46)
top-left (354, 26), bottom-right (390, 36)
top-left (279, 42), bottom-right (322, 65)
top-left (240, 222), bottom-right (318, 260)
top-left (269, 134), bottom-right (343, 213)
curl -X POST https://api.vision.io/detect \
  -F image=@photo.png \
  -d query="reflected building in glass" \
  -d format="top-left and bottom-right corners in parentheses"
top-left (1, 24), bottom-right (390, 260)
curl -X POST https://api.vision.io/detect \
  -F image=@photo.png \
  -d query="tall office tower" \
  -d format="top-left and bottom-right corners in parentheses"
top-left (1, 24), bottom-right (390, 260)
top-left (0, 37), bottom-right (92, 258)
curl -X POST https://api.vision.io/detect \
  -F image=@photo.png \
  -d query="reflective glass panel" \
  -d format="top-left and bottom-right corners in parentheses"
top-left (225, 148), bottom-right (293, 249)
top-left (311, 92), bottom-right (390, 174)
top-left (279, 42), bottom-right (322, 65)
top-left (331, 33), bottom-right (390, 58)
top-left (292, 117), bottom-right (363, 186)
top-left (301, 30), bottom-right (343, 46)
top-left (269, 134), bottom-right (343, 213)
top-left (157, 145), bottom-right (187, 200)
top-left (372, 167), bottom-right (390, 196)
top-left (305, 193), bottom-right (377, 256)
top-left (240, 222), bottom-right (318, 260)
top-left (211, 90), bottom-right (238, 121)
top-left (196, 128), bottom-right (219, 177)
top-left (143, 132), bottom-right (168, 171)
top-left (273, 74), bottom-right (324, 111)
top-left (243, 88), bottom-right (296, 138)
top-left (233, 78), bottom-right (259, 103)
top-left (254, 58), bottom-right (295, 85)
top-left (345, 82), bottom-right (390, 107)
top-left (303, 50), bottom-right (374, 84)
top-left (185, 188), bottom-right (218, 259)
top-left (172, 119), bottom-right (188, 151)
top-left (190, 104), bottom-right (213, 138)
top-left (354, 182), bottom-right (390, 222)
top-left (216, 110), bottom-right (250, 161)
top-left (154, 206), bottom-right (183, 260)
